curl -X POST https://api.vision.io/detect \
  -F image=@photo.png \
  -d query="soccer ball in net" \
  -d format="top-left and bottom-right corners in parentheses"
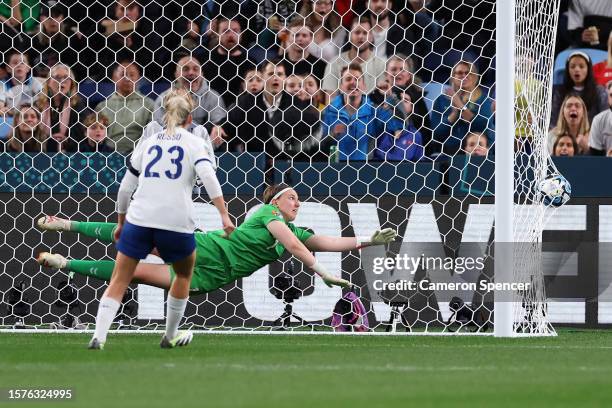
top-left (538, 174), bottom-right (571, 207)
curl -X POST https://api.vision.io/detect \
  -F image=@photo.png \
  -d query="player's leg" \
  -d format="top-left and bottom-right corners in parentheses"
top-left (90, 222), bottom-right (154, 349)
top-left (158, 230), bottom-right (197, 348)
top-left (160, 252), bottom-right (196, 348)
top-left (37, 253), bottom-right (115, 280)
top-left (37, 215), bottom-right (117, 243)
top-left (37, 252), bottom-right (173, 289)
top-left (90, 252), bottom-right (140, 349)
top-left (133, 263), bottom-right (173, 289)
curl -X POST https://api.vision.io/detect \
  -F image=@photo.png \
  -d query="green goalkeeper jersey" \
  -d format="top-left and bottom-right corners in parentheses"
top-left (188, 204), bottom-right (313, 292)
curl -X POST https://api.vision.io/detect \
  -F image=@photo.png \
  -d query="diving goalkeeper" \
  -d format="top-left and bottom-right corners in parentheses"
top-left (36, 184), bottom-right (396, 293)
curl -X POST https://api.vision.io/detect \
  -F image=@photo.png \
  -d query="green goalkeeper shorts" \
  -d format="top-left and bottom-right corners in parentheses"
top-left (168, 233), bottom-right (231, 295)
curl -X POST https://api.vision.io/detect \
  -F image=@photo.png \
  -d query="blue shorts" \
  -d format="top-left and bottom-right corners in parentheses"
top-left (116, 221), bottom-right (196, 263)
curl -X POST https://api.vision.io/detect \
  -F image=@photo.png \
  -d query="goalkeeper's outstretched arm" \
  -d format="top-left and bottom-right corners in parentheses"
top-left (303, 228), bottom-right (397, 252)
top-left (266, 220), bottom-right (351, 288)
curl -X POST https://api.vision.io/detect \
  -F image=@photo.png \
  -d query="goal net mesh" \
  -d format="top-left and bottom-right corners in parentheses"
top-left (0, 0), bottom-right (560, 335)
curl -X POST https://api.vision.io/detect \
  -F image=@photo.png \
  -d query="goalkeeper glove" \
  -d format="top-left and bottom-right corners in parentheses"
top-left (357, 228), bottom-right (396, 248)
top-left (310, 260), bottom-right (351, 288)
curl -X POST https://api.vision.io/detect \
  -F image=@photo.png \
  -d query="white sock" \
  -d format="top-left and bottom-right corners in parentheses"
top-left (165, 295), bottom-right (188, 340)
top-left (93, 297), bottom-right (120, 343)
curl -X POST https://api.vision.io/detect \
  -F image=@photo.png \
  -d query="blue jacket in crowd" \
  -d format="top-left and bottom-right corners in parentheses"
top-left (322, 95), bottom-right (403, 161)
top-left (373, 122), bottom-right (424, 161)
top-left (430, 91), bottom-right (494, 156)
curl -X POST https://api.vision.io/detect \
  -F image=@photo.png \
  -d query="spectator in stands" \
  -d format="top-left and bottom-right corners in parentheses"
top-left (321, 16), bottom-right (386, 96)
top-left (548, 94), bottom-right (591, 154)
top-left (322, 63), bottom-right (402, 161)
top-left (154, 52), bottom-right (227, 146)
top-left (373, 91), bottom-right (424, 161)
top-left (202, 17), bottom-right (255, 108)
top-left (554, 0), bottom-right (572, 55)
top-left (364, 0), bottom-right (419, 60)
top-left (0, 2), bottom-right (28, 54)
top-left (430, 60), bottom-right (494, 157)
top-left (576, 130), bottom-right (591, 155)
top-left (285, 74), bottom-right (302, 95)
top-left (299, 0), bottom-right (347, 63)
top-left (36, 64), bottom-right (84, 153)
top-left (365, 0), bottom-right (392, 58)
top-left (0, 58), bottom-right (11, 139)
top-left (385, 55), bottom-right (425, 104)
top-left (552, 133), bottom-right (578, 157)
top-left (29, 3), bottom-right (82, 79)
top-left (371, 55), bottom-right (432, 155)
top-left (1, 104), bottom-right (46, 152)
top-left (96, 0), bottom-right (153, 80)
top-left (79, 112), bottom-right (113, 153)
top-left (201, 3), bottom-right (258, 54)
top-left (100, 0), bottom-right (141, 48)
top-left (95, 60), bottom-right (154, 154)
top-left (249, 1), bottom-right (301, 63)
top-left (178, 11), bottom-right (205, 52)
top-left (550, 51), bottom-right (607, 127)
top-left (593, 32), bottom-right (612, 86)
top-left (401, 1), bottom-right (442, 79)
top-left (190, 1), bottom-right (221, 50)
top-left (0, 51), bottom-right (42, 115)
top-left (0, 0), bottom-right (39, 33)
top-left (514, 55), bottom-right (545, 153)
top-left (386, 54), bottom-right (423, 87)
top-left (296, 74), bottom-right (326, 110)
top-left (242, 67), bottom-right (264, 95)
top-left (0, 64), bottom-right (8, 83)
top-left (226, 59), bottom-right (320, 162)
top-left (153, 1), bottom-right (210, 55)
top-left (329, 0), bottom-right (358, 29)
top-left (567, 0), bottom-right (612, 51)
top-left (589, 81), bottom-right (612, 155)
top-left (373, 75), bottom-right (392, 101)
top-left (279, 17), bottom-right (327, 81)
top-left (425, 0), bottom-right (495, 79)
top-left (463, 131), bottom-right (490, 157)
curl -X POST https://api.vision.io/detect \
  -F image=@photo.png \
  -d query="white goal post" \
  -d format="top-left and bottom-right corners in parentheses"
top-left (494, 0), bottom-right (516, 337)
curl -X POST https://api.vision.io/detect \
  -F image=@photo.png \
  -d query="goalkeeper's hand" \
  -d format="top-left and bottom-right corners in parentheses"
top-left (310, 260), bottom-right (351, 288)
top-left (369, 228), bottom-right (396, 246)
top-left (321, 274), bottom-right (351, 289)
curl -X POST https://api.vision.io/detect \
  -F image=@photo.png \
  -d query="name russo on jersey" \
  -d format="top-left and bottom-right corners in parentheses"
top-left (157, 134), bottom-right (183, 141)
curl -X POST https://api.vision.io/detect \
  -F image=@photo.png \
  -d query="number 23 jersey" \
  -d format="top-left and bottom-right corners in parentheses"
top-left (127, 126), bottom-right (214, 233)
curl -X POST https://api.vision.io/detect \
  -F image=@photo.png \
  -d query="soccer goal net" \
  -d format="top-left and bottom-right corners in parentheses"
top-left (0, 0), bottom-right (560, 335)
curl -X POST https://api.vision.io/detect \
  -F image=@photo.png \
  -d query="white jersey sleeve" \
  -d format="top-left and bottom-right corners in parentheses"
top-left (129, 138), bottom-right (145, 174)
top-left (193, 136), bottom-right (222, 199)
top-left (195, 162), bottom-right (222, 199)
top-left (190, 124), bottom-right (217, 170)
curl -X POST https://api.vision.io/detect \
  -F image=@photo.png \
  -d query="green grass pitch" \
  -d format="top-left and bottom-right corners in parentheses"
top-left (1, 330), bottom-right (611, 408)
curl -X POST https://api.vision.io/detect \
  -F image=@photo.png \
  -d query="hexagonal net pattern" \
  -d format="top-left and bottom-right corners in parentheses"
top-left (0, 1), bottom-right (560, 335)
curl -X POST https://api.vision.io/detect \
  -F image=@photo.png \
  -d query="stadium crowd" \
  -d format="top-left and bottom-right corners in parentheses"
top-left (0, 0), bottom-right (611, 161)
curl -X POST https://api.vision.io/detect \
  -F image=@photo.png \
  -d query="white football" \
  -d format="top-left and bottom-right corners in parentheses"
top-left (538, 174), bottom-right (571, 207)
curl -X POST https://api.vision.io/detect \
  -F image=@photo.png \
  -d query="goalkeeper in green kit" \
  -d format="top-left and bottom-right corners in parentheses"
top-left (36, 184), bottom-right (396, 293)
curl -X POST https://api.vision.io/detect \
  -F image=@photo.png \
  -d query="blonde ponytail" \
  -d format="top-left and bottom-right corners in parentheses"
top-left (163, 88), bottom-right (194, 135)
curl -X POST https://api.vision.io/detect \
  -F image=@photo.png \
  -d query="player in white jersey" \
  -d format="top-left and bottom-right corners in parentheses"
top-left (137, 120), bottom-right (217, 172)
top-left (89, 89), bottom-right (234, 350)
